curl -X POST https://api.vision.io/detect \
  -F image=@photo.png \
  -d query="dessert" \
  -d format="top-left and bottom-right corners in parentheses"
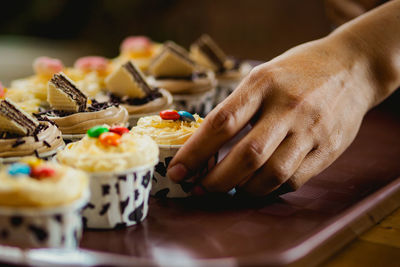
top-left (190, 34), bottom-right (252, 106)
top-left (36, 72), bottom-right (128, 141)
top-left (112, 36), bottom-right (162, 71)
top-left (0, 81), bottom-right (41, 114)
top-left (57, 125), bottom-right (159, 229)
top-left (132, 110), bottom-right (217, 198)
top-left (147, 41), bottom-right (216, 116)
top-left (65, 56), bottom-right (112, 97)
top-left (10, 57), bottom-right (65, 104)
top-left (0, 99), bottom-right (64, 163)
top-left (104, 60), bottom-right (172, 126)
top-left (0, 158), bottom-right (89, 248)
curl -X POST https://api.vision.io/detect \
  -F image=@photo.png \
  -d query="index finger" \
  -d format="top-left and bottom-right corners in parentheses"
top-left (167, 69), bottom-right (267, 182)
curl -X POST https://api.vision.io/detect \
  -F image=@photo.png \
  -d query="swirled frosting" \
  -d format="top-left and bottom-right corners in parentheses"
top-left (131, 114), bottom-right (203, 145)
top-left (122, 88), bottom-right (172, 115)
top-left (0, 161), bottom-right (88, 207)
top-left (0, 122), bottom-right (64, 160)
top-left (57, 131), bottom-right (159, 172)
top-left (45, 105), bottom-right (128, 135)
top-left (147, 71), bottom-right (216, 95)
top-left (217, 62), bottom-right (252, 85)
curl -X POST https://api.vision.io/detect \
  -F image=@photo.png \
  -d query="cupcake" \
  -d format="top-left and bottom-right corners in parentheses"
top-left (132, 110), bottom-right (217, 198)
top-left (147, 41), bottom-right (217, 117)
top-left (10, 57), bottom-right (65, 104)
top-left (65, 56), bottom-right (112, 98)
top-left (0, 81), bottom-right (41, 114)
top-left (190, 34), bottom-right (252, 106)
top-left (57, 125), bottom-right (159, 229)
top-left (0, 158), bottom-right (89, 248)
top-left (0, 99), bottom-right (65, 163)
top-left (104, 60), bottom-right (172, 126)
top-left (113, 36), bottom-right (162, 72)
top-left (35, 72), bottom-right (128, 142)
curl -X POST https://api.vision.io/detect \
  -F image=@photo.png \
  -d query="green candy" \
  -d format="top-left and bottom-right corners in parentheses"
top-left (87, 126), bottom-right (109, 138)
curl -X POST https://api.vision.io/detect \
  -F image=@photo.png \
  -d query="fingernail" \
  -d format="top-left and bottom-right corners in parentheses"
top-left (192, 185), bottom-right (207, 196)
top-left (167, 163), bottom-right (188, 182)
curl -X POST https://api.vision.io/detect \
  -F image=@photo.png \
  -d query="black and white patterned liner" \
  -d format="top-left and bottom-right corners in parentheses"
top-left (0, 191), bottom-right (88, 249)
top-left (83, 163), bottom-right (156, 229)
top-left (152, 145), bottom-right (218, 198)
top-left (172, 88), bottom-right (216, 117)
top-left (0, 145), bottom-right (66, 164)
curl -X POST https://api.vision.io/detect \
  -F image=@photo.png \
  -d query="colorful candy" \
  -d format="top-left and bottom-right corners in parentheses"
top-left (33, 56), bottom-right (64, 76)
top-left (22, 157), bottom-right (43, 168)
top-left (120, 36), bottom-right (152, 57)
top-left (178, 110), bottom-right (195, 122)
top-left (74, 56), bottom-right (108, 74)
top-left (87, 126), bottom-right (109, 138)
top-left (109, 126), bottom-right (129, 136)
top-left (99, 132), bottom-right (121, 146)
top-left (8, 163), bottom-right (31, 176)
top-left (31, 166), bottom-right (55, 179)
top-left (160, 110), bottom-right (180, 121)
top-left (0, 82), bottom-right (5, 98)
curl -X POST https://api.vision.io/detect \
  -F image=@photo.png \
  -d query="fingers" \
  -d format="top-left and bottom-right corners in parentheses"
top-left (167, 69), bottom-right (268, 182)
top-left (240, 133), bottom-right (314, 196)
top-left (199, 110), bottom-right (291, 193)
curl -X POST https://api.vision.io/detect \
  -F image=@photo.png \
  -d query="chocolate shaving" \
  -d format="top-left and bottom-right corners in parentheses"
top-left (108, 90), bottom-right (162, 106)
top-left (155, 72), bottom-right (207, 80)
top-left (43, 140), bottom-right (51, 147)
top-left (34, 150), bottom-right (39, 158)
top-left (12, 139), bottom-right (26, 148)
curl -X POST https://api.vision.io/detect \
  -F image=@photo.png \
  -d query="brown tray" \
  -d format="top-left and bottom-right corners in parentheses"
top-left (2, 99), bottom-right (400, 266)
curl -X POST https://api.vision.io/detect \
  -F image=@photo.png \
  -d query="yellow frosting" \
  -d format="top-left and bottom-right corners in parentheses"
top-left (132, 114), bottom-right (203, 145)
top-left (0, 160), bottom-right (89, 208)
top-left (57, 130), bottom-right (159, 173)
top-left (65, 67), bottom-right (110, 97)
top-left (3, 87), bottom-right (41, 113)
top-left (11, 75), bottom-right (50, 102)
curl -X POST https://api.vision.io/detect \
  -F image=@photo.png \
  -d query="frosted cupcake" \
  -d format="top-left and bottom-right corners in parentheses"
top-left (112, 36), bottom-right (162, 72)
top-left (0, 99), bottom-right (65, 163)
top-left (57, 125), bottom-right (159, 229)
top-left (132, 110), bottom-right (217, 198)
top-left (35, 72), bottom-right (128, 142)
top-left (10, 57), bottom-right (65, 104)
top-left (147, 41), bottom-right (216, 117)
top-left (0, 158), bottom-right (89, 248)
top-left (65, 56), bottom-right (112, 98)
top-left (190, 34), bottom-right (252, 106)
top-left (104, 60), bottom-right (172, 126)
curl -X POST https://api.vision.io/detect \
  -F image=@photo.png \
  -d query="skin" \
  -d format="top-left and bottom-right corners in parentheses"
top-left (167, 0), bottom-right (400, 196)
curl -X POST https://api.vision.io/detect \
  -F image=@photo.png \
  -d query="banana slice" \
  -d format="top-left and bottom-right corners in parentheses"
top-left (105, 61), bottom-right (152, 98)
top-left (148, 41), bottom-right (196, 77)
top-left (47, 72), bottom-right (88, 112)
top-left (0, 98), bottom-right (39, 136)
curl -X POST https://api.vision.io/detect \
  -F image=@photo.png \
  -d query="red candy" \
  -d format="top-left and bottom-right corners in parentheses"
top-left (109, 126), bottom-right (129, 136)
top-left (74, 56), bottom-right (108, 73)
top-left (160, 110), bottom-right (180, 121)
top-left (31, 166), bottom-right (55, 179)
top-left (33, 57), bottom-right (64, 76)
top-left (0, 82), bottom-right (5, 98)
top-left (120, 36), bottom-right (151, 53)
top-left (99, 132), bottom-right (121, 146)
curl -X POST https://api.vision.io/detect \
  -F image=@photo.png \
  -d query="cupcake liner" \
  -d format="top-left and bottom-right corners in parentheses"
top-left (152, 145), bottom-right (218, 198)
top-left (0, 145), bottom-right (66, 164)
top-left (214, 82), bottom-right (238, 107)
top-left (172, 88), bottom-right (215, 117)
top-left (82, 163), bottom-right (156, 229)
top-left (0, 190), bottom-right (89, 249)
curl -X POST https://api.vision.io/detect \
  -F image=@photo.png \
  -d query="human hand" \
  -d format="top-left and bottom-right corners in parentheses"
top-left (167, 35), bottom-right (380, 196)
top-left (324, 0), bottom-right (383, 26)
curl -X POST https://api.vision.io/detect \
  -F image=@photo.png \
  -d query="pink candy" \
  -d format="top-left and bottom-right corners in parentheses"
top-left (0, 82), bottom-right (5, 98)
top-left (33, 57), bottom-right (64, 76)
top-left (120, 36), bottom-right (152, 53)
top-left (74, 56), bottom-right (108, 73)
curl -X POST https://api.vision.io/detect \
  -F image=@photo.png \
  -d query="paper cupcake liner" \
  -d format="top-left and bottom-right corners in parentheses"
top-left (0, 145), bottom-right (66, 164)
top-left (152, 145), bottom-right (218, 198)
top-left (172, 88), bottom-right (215, 117)
top-left (0, 191), bottom-right (89, 249)
top-left (82, 163), bottom-right (156, 229)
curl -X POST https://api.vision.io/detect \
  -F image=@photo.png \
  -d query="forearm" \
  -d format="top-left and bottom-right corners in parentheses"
top-left (328, 0), bottom-right (400, 107)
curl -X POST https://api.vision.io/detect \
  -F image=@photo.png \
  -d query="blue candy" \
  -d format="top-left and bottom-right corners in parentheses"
top-left (8, 163), bottom-right (31, 176)
top-left (178, 111), bottom-right (195, 122)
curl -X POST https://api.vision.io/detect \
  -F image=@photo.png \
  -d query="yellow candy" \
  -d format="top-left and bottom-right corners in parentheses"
top-left (21, 157), bottom-right (43, 167)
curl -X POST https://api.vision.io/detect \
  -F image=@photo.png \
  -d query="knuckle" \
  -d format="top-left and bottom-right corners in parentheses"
top-left (268, 164), bottom-right (291, 185)
top-left (240, 141), bottom-right (266, 170)
top-left (206, 108), bottom-right (236, 136)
